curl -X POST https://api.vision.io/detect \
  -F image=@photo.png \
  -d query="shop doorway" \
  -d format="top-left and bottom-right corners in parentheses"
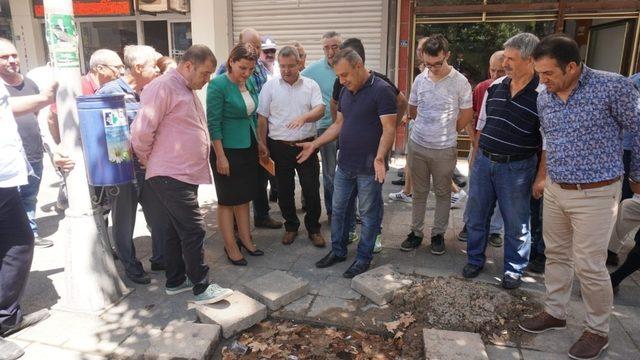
top-left (143, 20), bottom-right (169, 57)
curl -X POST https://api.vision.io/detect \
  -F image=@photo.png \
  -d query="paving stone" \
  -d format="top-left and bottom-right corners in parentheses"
top-left (273, 294), bottom-right (315, 318)
top-left (306, 295), bottom-right (358, 327)
top-left (242, 270), bottom-right (309, 310)
top-left (351, 264), bottom-right (414, 305)
top-left (423, 328), bottom-right (489, 360)
top-left (486, 345), bottom-right (521, 360)
top-left (111, 326), bottom-right (162, 360)
top-left (144, 320), bottom-right (220, 360)
top-left (318, 276), bottom-right (362, 300)
top-left (21, 343), bottom-right (106, 360)
top-left (520, 349), bottom-right (567, 360)
top-left (196, 291), bottom-right (267, 338)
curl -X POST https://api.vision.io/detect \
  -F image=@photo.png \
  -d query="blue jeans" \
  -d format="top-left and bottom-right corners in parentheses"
top-left (464, 188), bottom-right (503, 234)
top-left (318, 127), bottom-right (337, 216)
top-left (466, 151), bottom-right (536, 277)
top-left (19, 160), bottom-right (43, 236)
top-left (331, 166), bottom-right (382, 264)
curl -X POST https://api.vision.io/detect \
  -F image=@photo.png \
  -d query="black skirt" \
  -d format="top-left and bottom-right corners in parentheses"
top-left (210, 142), bottom-right (258, 206)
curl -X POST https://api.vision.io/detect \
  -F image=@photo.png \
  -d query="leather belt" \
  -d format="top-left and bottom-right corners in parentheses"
top-left (481, 149), bottom-right (535, 163)
top-left (273, 137), bottom-right (315, 147)
top-left (557, 176), bottom-right (620, 190)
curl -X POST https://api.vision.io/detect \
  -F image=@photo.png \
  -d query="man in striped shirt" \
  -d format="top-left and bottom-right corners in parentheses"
top-left (463, 33), bottom-right (545, 289)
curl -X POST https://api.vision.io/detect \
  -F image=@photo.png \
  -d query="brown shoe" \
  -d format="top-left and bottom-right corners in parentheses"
top-left (255, 217), bottom-right (284, 229)
top-left (309, 233), bottom-right (326, 248)
top-left (569, 331), bottom-right (609, 360)
top-left (519, 311), bottom-right (566, 334)
top-left (282, 231), bottom-right (298, 245)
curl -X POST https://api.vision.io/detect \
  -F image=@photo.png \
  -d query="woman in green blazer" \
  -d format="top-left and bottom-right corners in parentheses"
top-left (208, 43), bottom-right (264, 266)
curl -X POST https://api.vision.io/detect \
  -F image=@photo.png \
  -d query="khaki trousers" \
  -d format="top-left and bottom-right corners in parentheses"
top-left (407, 139), bottom-right (457, 237)
top-left (543, 180), bottom-right (620, 335)
top-left (608, 197), bottom-right (640, 253)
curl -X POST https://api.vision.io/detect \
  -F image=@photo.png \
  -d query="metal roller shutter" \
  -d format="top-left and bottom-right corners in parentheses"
top-left (231, 0), bottom-right (388, 73)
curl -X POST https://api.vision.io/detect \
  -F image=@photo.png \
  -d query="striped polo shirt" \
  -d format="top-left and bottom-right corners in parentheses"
top-left (477, 75), bottom-right (542, 155)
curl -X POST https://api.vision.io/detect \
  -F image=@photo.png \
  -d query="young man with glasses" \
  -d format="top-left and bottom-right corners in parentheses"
top-left (400, 34), bottom-right (473, 256)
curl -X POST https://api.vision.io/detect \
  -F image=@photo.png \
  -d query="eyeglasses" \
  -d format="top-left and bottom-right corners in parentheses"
top-left (425, 58), bottom-right (446, 69)
top-left (262, 49), bottom-right (276, 54)
top-left (322, 45), bottom-right (340, 52)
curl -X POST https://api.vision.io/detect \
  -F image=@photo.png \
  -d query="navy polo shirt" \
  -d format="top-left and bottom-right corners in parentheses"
top-left (479, 75), bottom-right (542, 155)
top-left (337, 74), bottom-right (397, 174)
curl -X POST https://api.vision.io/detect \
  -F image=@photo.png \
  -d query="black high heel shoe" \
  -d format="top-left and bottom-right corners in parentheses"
top-left (224, 247), bottom-right (247, 266)
top-left (236, 240), bottom-right (265, 256)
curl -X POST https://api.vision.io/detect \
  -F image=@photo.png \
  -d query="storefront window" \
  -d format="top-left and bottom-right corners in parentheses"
top-left (80, 21), bottom-right (137, 72)
top-left (0, 0), bottom-right (13, 40)
top-left (170, 22), bottom-right (192, 59)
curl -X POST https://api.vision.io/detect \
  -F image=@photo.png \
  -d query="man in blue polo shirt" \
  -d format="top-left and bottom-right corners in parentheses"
top-left (463, 33), bottom-right (545, 289)
top-left (297, 48), bottom-right (397, 278)
top-left (302, 31), bottom-right (342, 222)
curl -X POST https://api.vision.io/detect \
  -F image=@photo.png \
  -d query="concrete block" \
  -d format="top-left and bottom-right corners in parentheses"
top-left (144, 320), bottom-right (220, 360)
top-left (242, 270), bottom-right (309, 310)
top-left (111, 326), bottom-right (162, 360)
top-left (486, 345), bottom-right (522, 360)
top-left (351, 264), bottom-right (413, 305)
top-left (423, 328), bottom-right (489, 360)
top-left (196, 291), bottom-right (267, 338)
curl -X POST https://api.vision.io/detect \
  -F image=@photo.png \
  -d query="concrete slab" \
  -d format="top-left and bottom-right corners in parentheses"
top-left (306, 295), bottom-right (357, 327)
top-left (351, 264), bottom-right (414, 305)
top-left (317, 276), bottom-right (362, 300)
top-left (486, 345), bottom-right (522, 360)
top-left (144, 320), bottom-right (221, 360)
top-left (273, 294), bottom-right (315, 319)
top-left (423, 328), bottom-right (489, 360)
top-left (242, 270), bottom-right (309, 310)
top-left (520, 349), bottom-right (568, 360)
top-left (21, 343), bottom-right (106, 360)
top-left (111, 326), bottom-right (162, 360)
top-left (196, 291), bottom-right (267, 338)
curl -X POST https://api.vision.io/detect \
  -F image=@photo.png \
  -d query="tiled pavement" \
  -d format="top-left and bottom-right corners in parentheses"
top-left (8, 158), bottom-right (640, 359)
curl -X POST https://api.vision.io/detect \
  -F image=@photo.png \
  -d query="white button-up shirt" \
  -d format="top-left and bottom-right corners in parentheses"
top-left (257, 76), bottom-right (324, 141)
top-left (409, 67), bottom-right (472, 149)
top-left (0, 83), bottom-right (29, 188)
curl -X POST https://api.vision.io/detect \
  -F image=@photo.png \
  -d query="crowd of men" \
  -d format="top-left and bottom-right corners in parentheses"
top-left (1, 26), bottom-right (640, 360)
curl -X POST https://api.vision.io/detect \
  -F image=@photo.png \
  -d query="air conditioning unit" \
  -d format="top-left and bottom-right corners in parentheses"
top-left (138, 0), bottom-right (189, 14)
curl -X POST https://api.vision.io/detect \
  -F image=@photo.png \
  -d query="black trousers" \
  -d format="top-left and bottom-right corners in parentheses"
top-left (146, 177), bottom-right (209, 294)
top-left (268, 138), bottom-right (321, 234)
top-left (0, 187), bottom-right (34, 333)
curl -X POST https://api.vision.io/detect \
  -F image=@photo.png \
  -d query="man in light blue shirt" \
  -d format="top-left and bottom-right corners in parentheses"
top-left (301, 31), bottom-right (342, 221)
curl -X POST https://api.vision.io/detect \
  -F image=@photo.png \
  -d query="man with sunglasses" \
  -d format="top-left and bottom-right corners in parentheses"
top-left (400, 34), bottom-right (473, 256)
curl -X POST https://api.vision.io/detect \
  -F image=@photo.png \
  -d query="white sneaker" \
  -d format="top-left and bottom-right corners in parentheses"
top-left (193, 284), bottom-right (233, 305)
top-left (389, 191), bottom-right (412, 203)
top-left (451, 189), bottom-right (467, 208)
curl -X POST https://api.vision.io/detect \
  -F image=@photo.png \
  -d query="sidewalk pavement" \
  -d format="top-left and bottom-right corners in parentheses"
top-left (8, 158), bottom-right (640, 359)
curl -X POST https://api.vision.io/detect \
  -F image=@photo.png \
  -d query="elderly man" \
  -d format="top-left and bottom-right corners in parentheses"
top-left (0, 38), bottom-right (54, 248)
top-left (96, 45), bottom-right (162, 284)
top-left (458, 50), bottom-right (506, 247)
top-left (400, 34), bottom-right (473, 256)
top-left (463, 33), bottom-right (544, 290)
top-left (260, 36), bottom-right (279, 80)
top-left (519, 34), bottom-right (640, 360)
top-left (132, 45), bottom-right (233, 305)
top-left (257, 46), bottom-right (325, 247)
top-left (302, 31), bottom-right (342, 222)
top-left (82, 49), bottom-right (124, 95)
top-left (216, 28), bottom-right (282, 230)
top-left (298, 48), bottom-right (397, 278)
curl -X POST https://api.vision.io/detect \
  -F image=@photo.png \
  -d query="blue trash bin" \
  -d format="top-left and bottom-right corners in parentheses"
top-left (77, 94), bottom-right (135, 186)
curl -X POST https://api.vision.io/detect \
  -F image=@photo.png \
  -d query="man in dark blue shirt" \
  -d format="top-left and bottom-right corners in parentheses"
top-left (296, 48), bottom-right (397, 278)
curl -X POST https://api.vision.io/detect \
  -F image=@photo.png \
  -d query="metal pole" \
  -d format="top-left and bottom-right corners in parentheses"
top-left (43, 0), bottom-right (128, 313)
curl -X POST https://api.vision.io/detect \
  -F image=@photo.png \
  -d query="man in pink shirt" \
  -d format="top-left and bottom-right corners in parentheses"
top-left (131, 45), bottom-right (232, 305)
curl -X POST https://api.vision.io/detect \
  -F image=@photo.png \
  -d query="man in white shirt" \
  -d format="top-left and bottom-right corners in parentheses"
top-left (400, 34), bottom-right (473, 255)
top-left (257, 46), bottom-right (325, 247)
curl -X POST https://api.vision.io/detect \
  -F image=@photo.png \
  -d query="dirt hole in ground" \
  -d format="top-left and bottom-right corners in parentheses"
top-left (221, 276), bottom-right (541, 360)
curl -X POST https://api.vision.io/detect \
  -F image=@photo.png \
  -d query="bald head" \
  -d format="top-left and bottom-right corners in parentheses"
top-left (239, 28), bottom-right (261, 52)
top-left (488, 50), bottom-right (505, 80)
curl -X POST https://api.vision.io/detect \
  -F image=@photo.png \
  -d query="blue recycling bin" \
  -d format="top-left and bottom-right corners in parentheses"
top-left (77, 93), bottom-right (135, 186)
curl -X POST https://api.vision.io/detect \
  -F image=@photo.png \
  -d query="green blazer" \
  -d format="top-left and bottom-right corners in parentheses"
top-left (206, 74), bottom-right (259, 149)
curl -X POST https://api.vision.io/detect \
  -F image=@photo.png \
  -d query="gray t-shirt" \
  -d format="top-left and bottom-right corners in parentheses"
top-left (408, 67), bottom-right (472, 149)
top-left (7, 77), bottom-right (42, 162)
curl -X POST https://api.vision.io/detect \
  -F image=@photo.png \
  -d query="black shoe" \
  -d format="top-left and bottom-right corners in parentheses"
top-left (224, 247), bottom-right (247, 266)
top-left (457, 225), bottom-right (468, 242)
top-left (315, 251), bottom-right (347, 268)
top-left (391, 179), bottom-right (405, 186)
top-left (0, 338), bottom-right (24, 360)
top-left (400, 232), bottom-right (423, 252)
top-left (606, 250), bottom-right (619, 267)
top-left (488, 233), bottom-right (503, 247)
top-left (0, 309), bottom-right (50, 337)
top-left (127, 272), bottom-right (151, 285)
top-left (236, 240), bottom-right (264, 256)
top-left (343, 260), bottom-right (370, 278)
top-left (254, 217), bottom-right (283, 229)
top-left (462, 264), bottom-right (483, 279)
top-left (611, 277), bottom-right (620, 295)
top-left (501, 274), bottom-right (522, 289)
top-left (269, 189), bottom-right (278, 202)
top-left (150, 262), bottom-right (166, 272)
top-left (430, 234), bottom-right (446, 255)
top-left (528, 255), bottom-right (545, 274)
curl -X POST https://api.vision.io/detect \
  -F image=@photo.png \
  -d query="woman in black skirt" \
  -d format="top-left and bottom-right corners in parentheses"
top-left (207, 43), bottom-right (264, 265)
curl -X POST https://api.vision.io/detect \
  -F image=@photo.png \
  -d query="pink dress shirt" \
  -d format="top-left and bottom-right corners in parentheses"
top-left (131, 69), bottom-right (212, 185)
